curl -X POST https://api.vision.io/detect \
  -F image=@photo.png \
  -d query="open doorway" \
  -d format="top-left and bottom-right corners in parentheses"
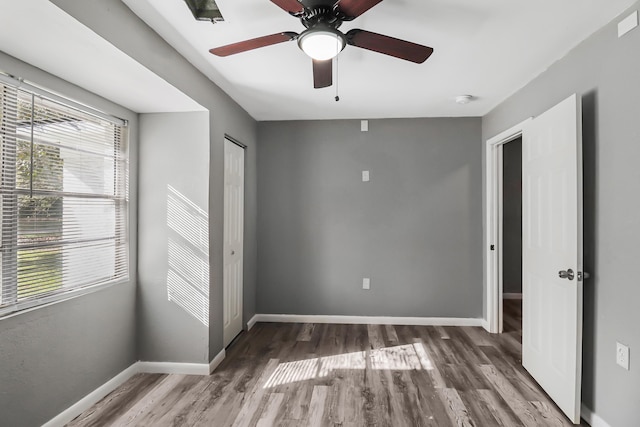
top-left (485, 118), bottom-right (530, 334)
top-left (502, 137), bottom-right (522, 334)
top-left (486, 95), bottom-right (584, 424)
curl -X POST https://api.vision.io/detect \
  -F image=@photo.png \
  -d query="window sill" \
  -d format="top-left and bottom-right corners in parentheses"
top-left (0, 278), bottom-right (131, 321)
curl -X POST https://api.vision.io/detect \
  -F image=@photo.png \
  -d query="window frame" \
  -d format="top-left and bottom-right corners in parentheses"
top-left (0, 73), bottom-right (130, 318)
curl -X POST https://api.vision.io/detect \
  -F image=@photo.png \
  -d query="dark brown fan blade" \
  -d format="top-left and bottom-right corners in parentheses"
top-left (313, 59), bottom-right (332, 88)
top-left (209, 32), bottom-right (298, 57)
top-left (346, 29), bottom-right (433, 63)
top-left (335, 0), bottom-right (383, 19)
top-left (270, 0), bottom-right (305, 15)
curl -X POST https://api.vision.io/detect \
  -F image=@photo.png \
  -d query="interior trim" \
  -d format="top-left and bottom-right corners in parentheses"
top-left (42, 350), bottom-right (226, 427)
top-left (485, 117), bottom-right (533, 334)
top-left (247, 314), bottom-right (259, 331)
top-left (251, 314), bottom-right (484, 327)
top-left (225, 134), bottom-right (247, 149)
top-left (209, 349), bottom-right (226, 374)
top-left (42, 363), bottom-right (140, 427)
top-left (581, 404), bottom-right (612, 427)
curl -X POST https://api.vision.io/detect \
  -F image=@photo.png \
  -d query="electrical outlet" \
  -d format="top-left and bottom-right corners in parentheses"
top-left (362, 278), bottom-right (370, 290)
top-left (617, 342), bottom-right (630, 370)
top-left (362, 170), bottom-right (370, 182)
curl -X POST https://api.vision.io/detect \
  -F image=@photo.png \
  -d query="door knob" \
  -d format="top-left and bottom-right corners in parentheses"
top-left (558, 269), bottom-right (575, 281)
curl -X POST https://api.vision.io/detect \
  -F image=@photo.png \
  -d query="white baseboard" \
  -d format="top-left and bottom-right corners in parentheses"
top-left (42, 363), bottom-right (140, 427)
top-left (252, 314), bottom-right (483, 327)
top-left (247, 314), bottom-right (258, 331)
top-left (44, 354), bottom-right (228, 427)
top-left (138, 361), bottom-right (211, 376)
top-left (503, 293), bottom-right (523, 300)
top-left (581, 404), bottom-right (611, 427)
top-left (209, 349), bottom-right (225, 374)
top-left (481, 318), bottom-right (490, 332)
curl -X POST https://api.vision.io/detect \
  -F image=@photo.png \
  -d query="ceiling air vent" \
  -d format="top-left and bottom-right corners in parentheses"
top-left (183, 0), bottom-right (224, 23)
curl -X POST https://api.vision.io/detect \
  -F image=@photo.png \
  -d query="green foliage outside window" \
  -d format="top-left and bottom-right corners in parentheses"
top-left (14, 98), bottom-right (65, 298)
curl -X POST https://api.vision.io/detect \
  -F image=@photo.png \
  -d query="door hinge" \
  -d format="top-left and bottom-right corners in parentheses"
top-left (490, 245), bottom-right (495, 251)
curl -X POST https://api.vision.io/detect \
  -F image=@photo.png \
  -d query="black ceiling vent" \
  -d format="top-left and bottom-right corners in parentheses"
top-left (183, 0), bottom-right (224, 23)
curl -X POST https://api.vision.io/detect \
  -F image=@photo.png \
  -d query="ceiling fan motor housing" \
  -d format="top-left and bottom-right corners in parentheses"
top-left (300, 6), bottom-right (343, 29)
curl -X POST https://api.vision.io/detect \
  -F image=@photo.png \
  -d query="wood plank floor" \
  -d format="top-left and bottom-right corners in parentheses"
top-left (68, 300), bottom-right (587, 426)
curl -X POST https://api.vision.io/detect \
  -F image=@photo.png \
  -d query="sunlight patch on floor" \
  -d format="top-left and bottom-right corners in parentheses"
top-left (264, 343), bottom-right (433, 388)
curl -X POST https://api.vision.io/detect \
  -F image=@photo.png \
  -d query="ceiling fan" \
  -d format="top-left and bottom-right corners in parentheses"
top-left (209, 0), bottom-right (434, 89)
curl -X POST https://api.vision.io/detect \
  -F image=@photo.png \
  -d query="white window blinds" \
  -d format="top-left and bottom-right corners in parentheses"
top-left (0, 80), bottom-right (129, 315)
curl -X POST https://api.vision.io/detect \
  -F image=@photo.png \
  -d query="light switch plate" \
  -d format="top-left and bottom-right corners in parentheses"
top-left (619, 11), bottom-right (638, 37)
top-left (361, 120), bottom-right (369, 132)
top-left (617, 342), bottom-right (630, 370)
top-left (362, 170), bottom-right (370, 182)
top-left (362, 278), bottom-right (370, 290)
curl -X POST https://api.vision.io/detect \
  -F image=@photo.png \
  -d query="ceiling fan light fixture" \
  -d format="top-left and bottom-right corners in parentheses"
top-left (298, 28), bottom-right (346, 61)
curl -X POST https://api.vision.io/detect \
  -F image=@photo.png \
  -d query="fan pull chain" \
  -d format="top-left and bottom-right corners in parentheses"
top-left (335, 57), bottom-right (340, 101)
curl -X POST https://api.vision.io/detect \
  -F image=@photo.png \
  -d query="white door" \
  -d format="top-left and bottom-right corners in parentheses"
top-left (223, 138), bottom-right (244, 347)
top-left (522, 94), bottom-right (583, 423)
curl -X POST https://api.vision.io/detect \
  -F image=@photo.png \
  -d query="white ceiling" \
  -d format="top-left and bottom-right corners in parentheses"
top-left (0, 0), bottom-right (204, 114)
top-left (123, 0), bottom-right (636, 120)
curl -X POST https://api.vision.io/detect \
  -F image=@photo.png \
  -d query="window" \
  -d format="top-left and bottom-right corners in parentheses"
top-left (0, 78), bottom-right (128, 316)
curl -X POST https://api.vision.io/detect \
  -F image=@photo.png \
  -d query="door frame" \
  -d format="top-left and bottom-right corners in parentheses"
top-left (485, 118), bottom-right (532, 334)
top-left (223, 134), bottom-right (246, 347)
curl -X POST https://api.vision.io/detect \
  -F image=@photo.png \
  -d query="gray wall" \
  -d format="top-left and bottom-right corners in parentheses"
top-left (138, 112), bottom-right (210, 363)
top-left (51, 0), bottom-right (259, 361)
top-left (502, 138), bottom-right (522, 295)
top-left (1, 1), bottom-right (260, 423)
top-left (257, 118), bottom-right (482, 318)
top-left (0, 52), bottom-right (138, 427)
top-left (483, 2), bottom-right (640, 424)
